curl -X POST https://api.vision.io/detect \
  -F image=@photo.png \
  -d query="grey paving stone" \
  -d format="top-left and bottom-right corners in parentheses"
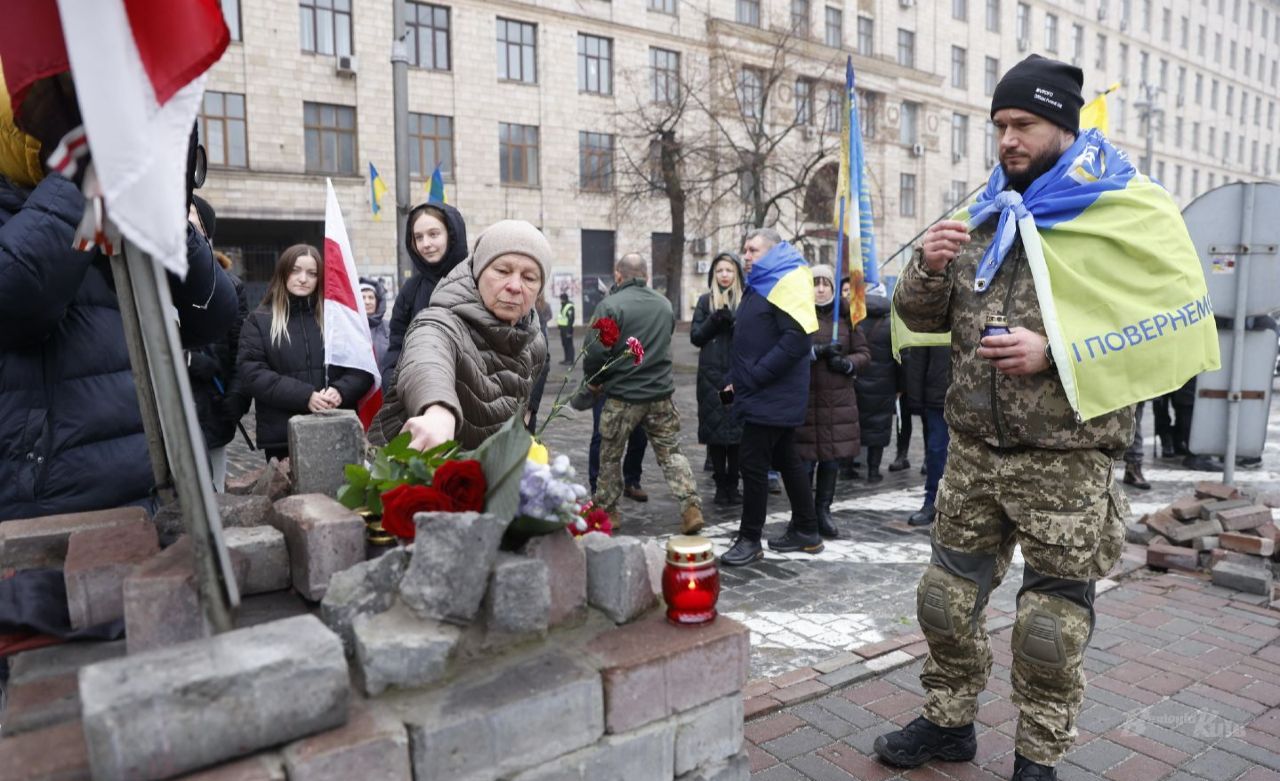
top-left (790, 703), bottom-right (856, 740)
top-left (1181, 747), bottom-right (1254, 780)
top-left (813, 697), bottom-right (882, 731)
top-left (760, 727), bottom-right (835, 762)
top-left (1170, 690), bottom-right (1260, 727)
top-left (1217, 737), bottom-right (1280, 771)
top-left (1076, 703), bottom-right (1131, 734)
top-left (1064, 738), bottom-right (1133, 775)
top-left (785, 754), bottom-right (851, 781)
top-left (750, 764), bottom-right (806, 781)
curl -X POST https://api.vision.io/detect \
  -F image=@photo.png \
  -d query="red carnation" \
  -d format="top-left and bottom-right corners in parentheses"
top-left (432, 459), bottom-right (487, 512)
top-left (586, 508), bottom-right (614, 535)
top-left (592, 317), bottom-right (620, 348)
top-left (625, 336), bottom-right (644, 366)
top-left (380, 484), bottom-right (458, 541)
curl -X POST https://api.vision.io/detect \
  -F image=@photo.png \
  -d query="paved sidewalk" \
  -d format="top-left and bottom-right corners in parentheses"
top-left (744, 569), bottom-right (1280, 780)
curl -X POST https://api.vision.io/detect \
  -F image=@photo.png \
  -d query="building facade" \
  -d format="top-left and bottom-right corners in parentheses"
top-left (203, 0), bottom-right (1280, 316)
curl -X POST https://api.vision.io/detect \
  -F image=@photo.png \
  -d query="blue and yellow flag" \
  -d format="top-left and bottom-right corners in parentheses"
top-left (950, 128), bottom-right (1219, 421)
top-left (427, 163), bottom-right (447, 204)
top-left (835, 57), bottom-right (879, 332)
top-left (369, 162), bottom-right (388, 221)
top-left (748, 241), bottom-right (818, 334)
top-left (1079, 82), bottom-right (1121, 135)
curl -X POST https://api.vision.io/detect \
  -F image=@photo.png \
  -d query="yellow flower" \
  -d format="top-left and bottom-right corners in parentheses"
top-left (527, 440), bottom-right (549, 465)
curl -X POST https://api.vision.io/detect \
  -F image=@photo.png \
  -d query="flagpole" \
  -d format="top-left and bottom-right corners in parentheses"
top-left (877, 182), bottom-right (986, 272)
top-left (832, 195), bottom-right (847, 344)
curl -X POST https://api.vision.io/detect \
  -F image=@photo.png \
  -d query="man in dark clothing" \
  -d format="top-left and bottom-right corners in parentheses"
top-left (900, 345), bottom-right (952, 525)
top-left (721, 228), bottom-right (823, 567)
top-left (557, 292), bottom-right (576, 364)
top-left (585, 253), bottom-right (702, 534)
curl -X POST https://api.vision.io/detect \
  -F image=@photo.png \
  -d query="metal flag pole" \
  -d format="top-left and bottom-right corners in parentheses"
top-left (1221, 183), bottom-right (1255, 486)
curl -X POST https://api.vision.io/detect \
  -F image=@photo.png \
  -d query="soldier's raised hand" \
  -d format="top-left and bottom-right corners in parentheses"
top-left (921, 220), bottom-right (971, 273)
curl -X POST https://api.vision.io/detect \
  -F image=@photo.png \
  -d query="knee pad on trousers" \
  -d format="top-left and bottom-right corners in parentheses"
top-left (1013, 587), bottom-right (1093, 670)
top-left (918, 545), bottom-right (998, 637)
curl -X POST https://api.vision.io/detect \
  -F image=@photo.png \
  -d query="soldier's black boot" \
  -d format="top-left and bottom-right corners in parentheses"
top-left (814, 462), bottom-right (839, 539)
top-left (873, 716), bottom-right (976, 768)
top-left (1011, 753), bottom-right (1057, 780)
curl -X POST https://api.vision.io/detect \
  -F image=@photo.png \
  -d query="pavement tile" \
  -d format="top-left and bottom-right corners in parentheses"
top-left (1240, 767), bottom-right (1280, 781)
top-left (745, 713), bottom-right (807, 745)
top-left (843, 679), bottom-right (903, 706)
top-left (1134, 670), bottom-right (1194, 696)
top-left (746, 695), bottom-right (783, 719)
top-left (773, 679), bottom-right (830, 705)
top-left (771, 667), bottom-right (820, 688)
top-left (1218, 736), bottom-right (1280, 771)
top-left (785, 753), bottom-right (854, 781)
top-left (747, 742), bottom-right (780, 772)
top-left (864, 690), bottom-right (925, 720)
top-left (1103, 753), bottom-right (1176, 781)
top-left (1066, 738), bottom-right (1134, 775)
top-left (975, 698), bottom-right (1019, 728)
top-left (752, 763), bottom-right (806, 780)
top-left (790, 703), bottom-right (857, 740)
top-left (760, 726), bottom-right (835, 761)
top-left (813, 742), bottom-right (896, 781)
top-left (973, 728), bottom-right (1015, 764)
top-left (1180, 747), bottom-right (1256, 780)
top-left (1107, 730), bottom-right (1191, 767)
top-left (813, 696), bottom-right (882, 730)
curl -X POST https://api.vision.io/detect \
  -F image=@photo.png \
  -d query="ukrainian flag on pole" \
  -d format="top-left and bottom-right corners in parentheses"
top-left (369, 162), bottom-right (388, 221)
top-left (834, 56), bottom-right (879, 334)
top-left (1079, 82), bottom-right (1121, 135)
top-left (427, 163), bottom-right (447, 204)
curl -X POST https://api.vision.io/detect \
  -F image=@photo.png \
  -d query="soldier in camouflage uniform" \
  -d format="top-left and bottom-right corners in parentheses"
top-left (873, 56), bottom-right (1131, 781)
top-left (585, 254), bottom-right (704, 535)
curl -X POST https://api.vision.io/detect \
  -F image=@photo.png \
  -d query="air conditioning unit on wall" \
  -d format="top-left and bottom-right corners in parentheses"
top-left (690, 237), bottom-right (708, 256)
top-left (336, 55), bottom-right (359, 77)
top-left (910, 143), bottom-right (925, 157)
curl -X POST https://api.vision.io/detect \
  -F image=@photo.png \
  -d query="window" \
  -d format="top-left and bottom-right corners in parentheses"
top-left (949, 180), bottom-right (969, 208)
top-left (1270, 101), bottom-right (1276, 130)
top-left (738, 68), bottom-right (764, 119)
top-left (825, 86), bottom-right (843, 131)
top-left (1179, 15), bottom-right (1188, 48)
top-left (791, 0), bottom-right (811, 36)
top-left (900, 100), bottom-right (919, 145)
top-left (1211, 79), bottom-right (1219, 110)
top-left (1174, 164), bottom-right (1182, 195)
top-left (1121, 0), bottom-right (1131, 25)
top-left (1158, 58), bottom-right (1167, 90)
top-left (499, 122), bottom-right (539, 186)
top-left (1176, 66), bottom-right (1186, 102)
top-left (1071, 24), bottom-right (1083, 63)
top-left (1251, 139), bottom-right (1259, 169)
top-left (857, 16), bottom-right (874, 55)
top-left (1155, 161), bottom-right (1164, 183)
top-left (199, 91), bottom-right (247, 168)
top-left (951, 46), bottom-right (968, 89)
top-left (825, 7), bottom-right (843, 47)
top-left (952, 113), bottom-right (969, 158)
top-left (737, 0), bottom-right (760, 26)
top-left (221, 0), bottom-right (241, 42)
top-left (984, 56), bottom-right (1000, 95)
top-left (1116, 96), bottom-right (1126, 132)
top-left (1223, 130), bottom-right (1230, 158)
top-left (1044, 13), bottom-right (1058, 52)
top-left (577, 34), bottom-right (612, 95)
top-left (648, 0), bottom-right (676, 14)
top-left (408, 3), bottom-right (450, 70)
top-left (579, 132), bottom-right (613, 191)
top-left (897, 29), bottom-right (915, 68)
top-left (985, 121), bottom-right (997, 162)
top-left (1016, 2), bottom-right (1030, 40)
top-left (408, 113), bottom-right (453, 177)
top-left (1140, 0), bottom-right (1151, 31)
top-left (858, 90), bottom-right (880, 138)
top-left (497, 18), bottom-right (537, 83)
top-left (650, 48), bottom-right (680, 104)
top-left (1160, 7), bottom-right (1170, 40)
top-left (303, 102), bottom-right (356, 174)
top-left (1174, 116), bottom-right (1183, 146)
top-left (1197, 25), bottom-right (1205, 56)
top-left (1230, 41), bottom-right (1237, 71)
top-left (986, 0), bottom-right (1000, 31)
top-left (1226, 85), bottom-right (1234, 115)
top-left (1208, 172), bottom-right (1215, 190)
top-left (1118, 43), bottom-right (1128, 78)
top-left (1139, 51), bottom-right (1148, 84)
top-left (1096, 34), bottom-right (1107, 69)
top-left (1214, 32), bottom-right (1222, 63)
top-left (953, 0), bottom-right (967, 21)
top-left (1192, 168), bottom-right (1199, 195)
top-left (1194, 72), bottom-right (1203, 104)
top-left (900, 173), bottom-right (917, 218)
top-left (1191, 121), bottom-right (1200, 151)
top-left (1209, 126), bottom-right (1216, 153)
top-left (796, 78), bottom-right (815, 125)
top-left (299, 0), bottom-right (352, 56)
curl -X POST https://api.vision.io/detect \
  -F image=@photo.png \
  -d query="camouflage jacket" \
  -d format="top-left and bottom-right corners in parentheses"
top-left (893, 224), bottom-right (1134, 452)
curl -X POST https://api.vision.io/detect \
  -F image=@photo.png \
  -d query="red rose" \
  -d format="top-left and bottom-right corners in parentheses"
top-left (586, 508), bottom-right (613, 535)
top-left (380, 484), bottom-right (458, 541)
top-left (432, 459), bottom-right (487, 512)
top-left (592, 317), bottom-right (620, 348)
top-left (625, 336), bottom-right (644, 366)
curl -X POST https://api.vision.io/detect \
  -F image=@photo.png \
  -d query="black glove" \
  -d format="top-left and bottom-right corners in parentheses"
top-left (713, 306), bottom-right (734, 327)
top-left (826, 354), bottom-right (855, 375)
top-left (814, 342), bottom-right (847, 361)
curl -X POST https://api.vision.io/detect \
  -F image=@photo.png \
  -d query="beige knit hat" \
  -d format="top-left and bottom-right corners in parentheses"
top-left (470, 220), bottom-right (552, 292)
top-left (811, 264), bottom-right (835, 285)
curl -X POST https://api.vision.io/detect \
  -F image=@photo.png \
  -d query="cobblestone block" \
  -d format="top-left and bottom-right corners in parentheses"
top-left (509, 721), bottom-right (675, 781)
top-left (1201, 497), bottom-right (1253, 519)
top-left (1211, 560), bottom-right (1274, 596)
top-left (642, 538), bottom-right (666, 595)
top-left (1192, 536), bottom-right (1220, 551)
top-left (154, 495), bottom-right (275, 546)
top-left (123, 537), bottom-right (210, 654)
top-left (587, 613), bottom-right (749, 733)
top-left (1125, 521), bottom-right (1158, 545)
top-left (8, 640), bottom-right (124, 686)
top-left (226, 459), bottom-right (291, 501)
top-left (1217, 505), bottom-right (1274, 532)
top-left (397, 650), bottom-right (604, 781)
top-left (225, 526), bottom-right (291, 595)
top-left (398, 511), bottom-right (506, 624)
top-left (288, 410), bottom-right (363, 497)
top-left (1209, 548), bottom-right (1264, 568)
top-left (484, 553), bottom-right (551, 636)
top-left (1145, 512), bottom-right (1222, 544)
top-left (63, 519), bottom-right (159, 629)
top-left (676, 751), bottom-right (750, 781)
top-left (1195, 482), bottom-right (1242, 501)
top-left (1146, 543), bottom-right (1200, 572)
top-left (282, 704), bottom-right (411, 781)
top-left (1255, 521), bottom-right (1280, 545)
top-left (522, 530), bottom-right (586, 627)
top-left (582, 533), bottom-right (657, 624)
top-left (1, 671), bottom-right (81, 735)
top-left (674, 694), bottom-right (745, 775)
top-left (0, 719), bottom-right (91, 781)
top-left (80, 614), bottom-right (349, 781)
top-left (352, 603), bottom-right (461, 696)
top-left (269, 494), bottom-right (365, 601)
top-left (177, 754), bottom-right (285, 781)
top-left (0, 507), bottom-right (149, 570)
top-left (1220, 531), bottom-right (1276, 557)
top-left (1168, 496), bottom-right (1206, 521)
top-left (320, 546), bottom-right (409, 652)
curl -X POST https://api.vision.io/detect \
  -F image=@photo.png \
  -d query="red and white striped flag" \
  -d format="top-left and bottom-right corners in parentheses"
top-left (323, 179), bottom-right (382, 429)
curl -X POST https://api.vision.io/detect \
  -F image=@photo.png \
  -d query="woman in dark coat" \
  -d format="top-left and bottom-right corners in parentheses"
top-left (690, 252), bottom-right (745, 506)
top-left (854, 288), bottom-right (897, 482)
top-left (900, 344), bottom-right (952, 525)
top-left (360, 276), bottom-right (390, 367)
top-left (239, 244), bottom-right (373, 460)
top-left (795, 265), bottom-right (871, 538)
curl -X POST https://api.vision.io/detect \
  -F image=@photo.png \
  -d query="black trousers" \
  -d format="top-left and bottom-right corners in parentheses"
top-left (708, 443), bottom-right (740, 485)
top-left (738, 422), bottom-right (816, 541)
top-left (559, 329), bottom-right (575, 363)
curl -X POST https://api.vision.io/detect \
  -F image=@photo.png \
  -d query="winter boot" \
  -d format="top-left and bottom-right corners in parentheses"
top-left (1158, 432), bottom-right (1175, 458)
top-left (873, 716), bottom-right (977, 768)
top-left (1011, 753), bottom-right (1057, 780)
top-left (680, 505), bottom-right (705, 534)
top-left (814, 462), bottom-right (840, 539)
top-left (712, 476), bottom-right (733, 507)
top-left (839, 457), bottom-right (859, 481)
top-left (888, 439), bottom-right (910, 472)
top-left (866, 447), bottom-right (884, 484)
top-left (1122, 463), bottom-right (1151, 490)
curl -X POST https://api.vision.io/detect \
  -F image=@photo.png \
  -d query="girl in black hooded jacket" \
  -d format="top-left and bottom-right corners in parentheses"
top-left (238, 244), bottom-right (372, 460)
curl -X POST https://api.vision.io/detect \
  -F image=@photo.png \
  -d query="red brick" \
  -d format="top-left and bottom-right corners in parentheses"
top-left (1239, 768), bottom-right (1280, 781)
top-left (226, 459), bottom-right (291, 500)
top-left (1218, 505), bottom-right (1275, 532)
top-left (269, 495), bottom-right (364, 602)
top-left (1103, 752), bottom-right (1174, 781)
top-left (1, 672), bottom-right (80, 735)
top-left (742, 679), bottom-right (776, 698)
top-left (816, 742), bottom-right (896, 781)
top-left (1249, 710), bottom-right (1280, 739)
top-left (1131, 610), bottom-right (1174, 628)
top-left (973, 726), bottom-right (1015, 764)
top-left (1145, 513), bottom-right (1222, 544)
top-left (522, 530), bottom-right (586, 627)
top-left (902, 640), bottom-right (931, 657)
top-left (743, 696), bottom-right (781, 719)
top-left (842, 678), bottom-right (900, 706)
top-left (177, 754), bottom-right (285, 781)
top-left (63, 519), bottom-right (159, 629)
top-left (1242, 681), bottom-right (1280, 708)
top-left (769, 666), bottom-right (820, 688)
top-left (864, 690), bottom-right (924, 719)
top-left (745, 742), bottom-right (778, 773)
top-left (772, 679), bottom-right (829, 704)
top-left (1146, 543), bottom-right (1200, 572)
top-left (1204, 669), bottom-right (1256, 692)
top-left (1256, 522), bottom-right (1280, 544)
top-left (1220, 531), bottom-right (1277, 557)
top-left (1109, 730), bottom-right (1190, 766)
top-left (0, 719), bottom-right (91, 780)
top-left (586, 613), bottom-right (748, 733)
top-left (976, 698), bottom-right (1020, 727)
top-left (1167, 497), bottom-right (1206, 521)
top-left (1196, 481), bottom-right (1242, 501)
top-left (0, 506), bottom-right (150, 570)
top-left (122, 537), bottom-right (210, 654)
top-left (854, 631), bottom-right (924, 659)
top-left (281, 704), bottom-right (410, 781)
top-left (1134, 670), bottom-right (1193, 696)
top-left (1090, 676), bottom-right (1162, 706)
top-left (744, 712), bottom-right (806, 744)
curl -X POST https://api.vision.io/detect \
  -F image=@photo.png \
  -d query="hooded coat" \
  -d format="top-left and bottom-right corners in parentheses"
top-left (189, 271), bottom-right (250, 451)
top-left (360, 276), bottom-right (390, 366)
top-left (690, 254), bottom-right (745, 446)
top-left (381, 202), bottom-right (468, 387)
top-left (371, 259), bottom-right (547, 449)
top-left (900, 345), bottom-right (951, 413)
top-left (796, 302), bottom-right (872, 462)
top-left (854, 293), bottom-right (897, 448)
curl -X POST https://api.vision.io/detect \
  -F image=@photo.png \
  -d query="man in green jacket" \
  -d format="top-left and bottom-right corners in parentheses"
top-left (585, 253), bottom-right (704, 534)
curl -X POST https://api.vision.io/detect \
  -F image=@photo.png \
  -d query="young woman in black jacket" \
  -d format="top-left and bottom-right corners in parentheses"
top-left (238, 244), bottom-right (372, 460)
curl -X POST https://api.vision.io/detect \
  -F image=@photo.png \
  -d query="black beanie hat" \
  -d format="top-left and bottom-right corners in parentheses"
top-left (192, 194), bottom-right (216, 243)
top-left (990, 54), bottom-right (1085, 132)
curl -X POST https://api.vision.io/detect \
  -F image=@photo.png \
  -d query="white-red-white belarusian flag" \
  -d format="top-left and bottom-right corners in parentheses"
top-left (55, 0), bottom-right (228, 276)
top-left (323, 179), bottom-right (383, 429)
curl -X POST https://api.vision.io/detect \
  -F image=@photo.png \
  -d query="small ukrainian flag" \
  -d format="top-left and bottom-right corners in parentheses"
top-left (369, 162), bottom-right (388, 221)
top-left (428, 163), bottom-right (447, 204)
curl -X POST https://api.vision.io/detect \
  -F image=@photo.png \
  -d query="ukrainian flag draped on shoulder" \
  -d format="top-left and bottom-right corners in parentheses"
top-left (748, 241), bottom-right (819, 334)
top-left (953, 128), bottom-right (1219, 421)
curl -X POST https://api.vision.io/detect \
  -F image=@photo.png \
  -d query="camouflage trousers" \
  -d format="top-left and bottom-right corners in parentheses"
top-left (916, 432), bottom-right (1127, 766)
top-left (595, 397), bottom-right (701, 516)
